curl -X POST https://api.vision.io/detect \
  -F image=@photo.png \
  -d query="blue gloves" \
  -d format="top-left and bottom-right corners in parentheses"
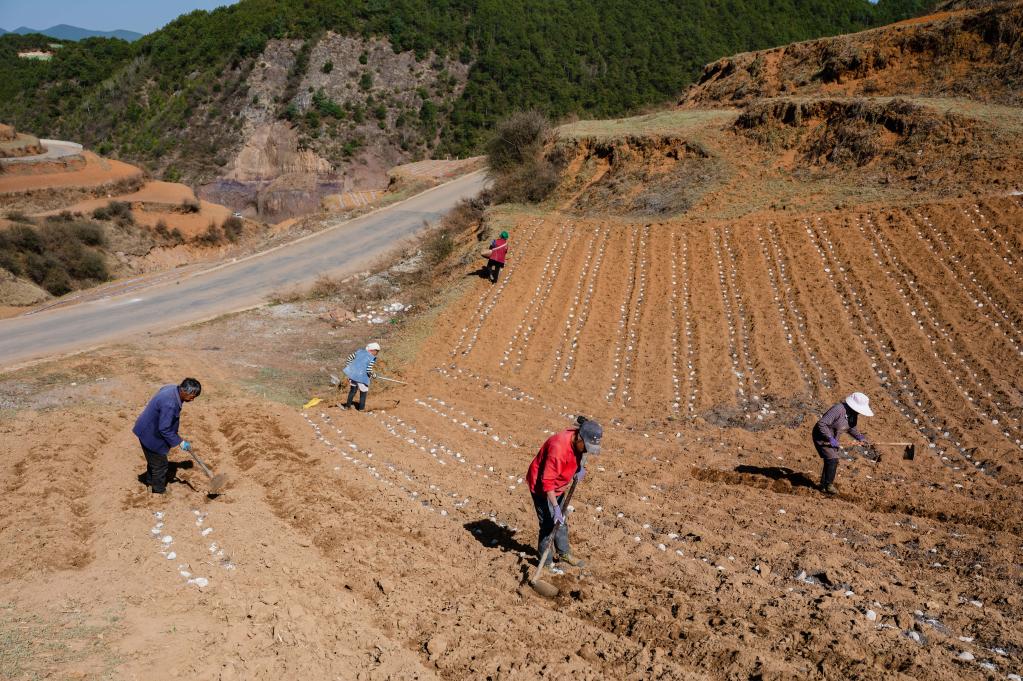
top-left (853, 433), bottom-right (867, 443)
top-left (552, 504), bottom-right (566, 526)
top-left (573, 467), bottom-right (586, 482)
top-left (180, 440), bottom-right (192, 452)
top-left (828, 437), bottom-right (839, 449)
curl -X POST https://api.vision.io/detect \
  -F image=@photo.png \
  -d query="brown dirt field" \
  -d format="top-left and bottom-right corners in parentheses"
top-left (0, 151), bottom-right (142, 194)
top-left (2, 191), bottom-right (1022, 679)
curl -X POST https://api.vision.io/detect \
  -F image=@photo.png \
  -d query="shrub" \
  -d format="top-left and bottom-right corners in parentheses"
top-left (181, 199), bottom-right (201, 213)
top-left (24, 252), bottom-right (56, 284)
top-left (71, 221), bottom-right (105, 247)
top-left (5, 211), bottom-right (32, 223)
top-left (222, 216), bottom-right (243, 242)
top-left (0, 248), bottom-right (21, 276)
top-left (9, 225), bottom-right (43, 253)
top-left (64, 248), bottom-right (108, 281)
top-left (359, 72), bottom-right (373, 91)
top-left (486, 110), bottom-right (550, 174)
top-left (424, 228), bottom-right (456, 266)
top-left (321, 60), bottom-right (334, 74)
top-left (194, 221), bottom-right (223, 245)
top-left (41, 267), bottom-right (72, 296)
top-left (92, 201), bottom-right (132, 226)
top-left (486, 110), bottom-right (564, 204)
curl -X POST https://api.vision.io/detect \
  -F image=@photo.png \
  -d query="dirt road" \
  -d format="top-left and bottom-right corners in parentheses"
top-left (0, 171), bottom-right (486, 367)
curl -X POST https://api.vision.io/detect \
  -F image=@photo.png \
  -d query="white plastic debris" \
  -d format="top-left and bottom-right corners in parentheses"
top-left (865, 610), bottom-right (877, 621)
top-left (161, 536), bottom-right (173, 544)
top-left (188, 577), bottom-right (210, 588)
top-left (957, 651), bottom-right (975, 662)
top-left (166, 552), bottom-right (176, 560)
top-left (201, 527), bottom-right (213, 537)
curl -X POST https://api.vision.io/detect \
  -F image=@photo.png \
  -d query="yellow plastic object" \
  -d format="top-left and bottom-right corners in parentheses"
top-left (302, 397), bottom-right (323, 409)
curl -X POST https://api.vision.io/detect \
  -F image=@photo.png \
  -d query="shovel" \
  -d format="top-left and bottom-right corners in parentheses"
top-left (529, 455), bottom-right (587, 599)
top-left (188, 449), bottom-right (227, 494)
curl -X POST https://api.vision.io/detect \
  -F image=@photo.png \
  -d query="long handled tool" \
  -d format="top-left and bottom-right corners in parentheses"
top-left (325, 371), bottom-right (406, 386)
top-left (189, 449), bottom-right (227, 494)
top-left (871, 441), bottom-right (916, 461)
top-left (530, 455), bottom-right (587, 598)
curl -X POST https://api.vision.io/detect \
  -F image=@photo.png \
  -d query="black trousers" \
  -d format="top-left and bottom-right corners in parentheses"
top-left (345, 382), bottom-right (368, 411)
top-left (142, 444), bottom-right (169, 493)
top-left (814, 439), bottom-right (840, 486)
top-left (485, 259), bottom-right (504, 284)
top-left (531, 492), bottom-right (569, 565)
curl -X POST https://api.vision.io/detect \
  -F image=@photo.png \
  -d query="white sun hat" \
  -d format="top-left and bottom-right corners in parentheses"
top-left (845, 392), bottom-right (874, 417)
top-left (366, 342), bottom-right (381, 352)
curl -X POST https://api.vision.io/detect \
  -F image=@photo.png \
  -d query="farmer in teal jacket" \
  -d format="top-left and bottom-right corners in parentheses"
top-left (341, 342), bottom-right (380, 411)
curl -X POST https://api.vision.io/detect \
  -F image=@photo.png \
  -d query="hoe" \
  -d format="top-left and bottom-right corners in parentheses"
top-left (189, 449), bottom-right (227, 495)
top-left (870, 441), bottom-right (916, 462)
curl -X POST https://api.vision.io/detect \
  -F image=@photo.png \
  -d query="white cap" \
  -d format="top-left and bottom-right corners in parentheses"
top-left (366, 342), bottom-right (381, 352)
top-left (845, 392), bottom-right (873, 417)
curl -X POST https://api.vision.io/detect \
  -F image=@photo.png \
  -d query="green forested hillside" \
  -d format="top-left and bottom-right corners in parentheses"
top-left (0, 0), bottom-right (929, 178)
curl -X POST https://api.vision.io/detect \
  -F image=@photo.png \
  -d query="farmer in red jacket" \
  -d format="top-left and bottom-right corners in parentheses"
top-left (484, 230), bottom-right (509, 284)
top-left (525, 417), bottom-right (602, 569)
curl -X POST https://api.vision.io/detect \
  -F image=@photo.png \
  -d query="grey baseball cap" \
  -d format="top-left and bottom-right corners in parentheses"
top-left (579, 420), bottom-right (602, 455)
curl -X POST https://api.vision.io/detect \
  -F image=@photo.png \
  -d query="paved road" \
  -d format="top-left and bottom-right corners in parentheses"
top-left (0, 171), bottom-right (487, 368)
top-left (1, 139), bottom-right (83, 164)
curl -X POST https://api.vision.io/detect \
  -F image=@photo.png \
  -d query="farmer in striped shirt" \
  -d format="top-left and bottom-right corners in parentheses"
top-left (812, 392), bottom-right (873, 494)
top-left (340, 342), bottom-right (380, 411)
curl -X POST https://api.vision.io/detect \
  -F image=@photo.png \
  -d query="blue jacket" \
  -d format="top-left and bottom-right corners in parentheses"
top-left (343, 348), bottom-right (376, 385)
top-left (133, 385), bottom-right (184, 454)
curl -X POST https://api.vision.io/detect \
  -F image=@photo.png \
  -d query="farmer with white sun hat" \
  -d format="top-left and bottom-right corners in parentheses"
top-left (812, 392), bottom-right (873, 495)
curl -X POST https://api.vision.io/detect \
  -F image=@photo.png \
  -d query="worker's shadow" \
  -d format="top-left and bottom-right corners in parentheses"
top-left (466, 266), bottom-right (491, 280)
top-left (734, 465), bottom-right (818, 490)
top-left (136, 460), bottom-right (198, 491)
top-left (464, 519), bottom-right (535, 556)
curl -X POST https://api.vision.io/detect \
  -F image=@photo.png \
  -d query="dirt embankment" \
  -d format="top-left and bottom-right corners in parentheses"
top-left (681, 3), bottom-right (1023, 107)
top-left (552, 135), bottom-right (727, 216)
top-left (733, 97), bottom-right (1023, 191)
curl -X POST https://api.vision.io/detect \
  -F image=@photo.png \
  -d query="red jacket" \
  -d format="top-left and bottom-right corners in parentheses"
top-left (488, 238), bottom-right (508, 264)
top-left (526, 428), bottom-right (580, 494)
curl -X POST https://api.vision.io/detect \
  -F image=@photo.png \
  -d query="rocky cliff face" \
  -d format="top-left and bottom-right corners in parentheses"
top-left (199, 33), bottom-right (468, 221)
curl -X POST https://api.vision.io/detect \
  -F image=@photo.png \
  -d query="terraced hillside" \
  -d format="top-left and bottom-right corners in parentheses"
top-left (1, 5), bottom-right (1021, 680)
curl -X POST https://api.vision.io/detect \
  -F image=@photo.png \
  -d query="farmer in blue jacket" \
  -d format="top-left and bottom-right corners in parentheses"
top-left (133, 378), bottom-right (202, 494)
top-left (341, 342), bottom-right (379, 411)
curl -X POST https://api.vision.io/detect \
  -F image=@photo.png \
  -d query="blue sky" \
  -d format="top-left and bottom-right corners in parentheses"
top-left (0, 0), bottom-right (239, 33)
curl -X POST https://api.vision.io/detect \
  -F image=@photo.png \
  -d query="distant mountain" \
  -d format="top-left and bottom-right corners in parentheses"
top-left (5, 24), bottom-right (142, 42)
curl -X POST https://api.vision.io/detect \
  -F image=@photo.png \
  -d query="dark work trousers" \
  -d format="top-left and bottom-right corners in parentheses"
top-left (531, 491), bottom-right (569, 566)
top-left (814, 440), bottom-right (840, 486)
top-left (345, 382), bottom-right (368, 411)
top-left (486, 259), bottom-right (504, 284)
top-left (142, 444), bottom-right (169, 493)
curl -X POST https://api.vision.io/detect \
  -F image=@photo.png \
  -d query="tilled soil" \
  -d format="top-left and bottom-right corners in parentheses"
top-left (1, 194), bottom-right (1022, 680)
